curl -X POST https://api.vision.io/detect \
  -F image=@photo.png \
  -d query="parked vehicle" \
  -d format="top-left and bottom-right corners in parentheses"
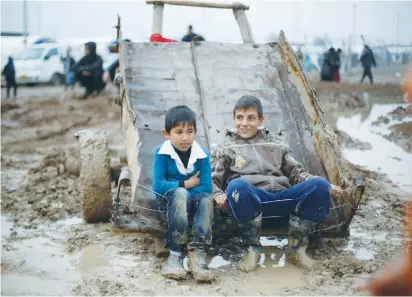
top-left (15, 43), bottom-right (64, 85)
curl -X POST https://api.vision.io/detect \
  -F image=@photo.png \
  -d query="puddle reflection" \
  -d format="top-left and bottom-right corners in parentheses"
top-left (336, 103), bottom-right (412, 193)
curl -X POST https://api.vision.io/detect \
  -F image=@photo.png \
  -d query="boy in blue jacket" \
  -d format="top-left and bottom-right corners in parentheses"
top-left (153, 105), bottom-right (214, 281)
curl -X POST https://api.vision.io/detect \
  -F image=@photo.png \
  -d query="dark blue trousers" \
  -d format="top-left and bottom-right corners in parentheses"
top-left (225, 177), bottom-right (331, 226)
top-left (157, 188), bottom-right (214, 252)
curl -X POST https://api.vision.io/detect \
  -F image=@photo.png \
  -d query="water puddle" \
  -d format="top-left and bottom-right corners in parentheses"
top-left (204, 236), bottom-right (303, 290)
top-left (1, 215), bottom-right (16, 237)
top-left (344, 227), bottom-right (402, 261)
top-left (345, 243), bottom-right (375, 260)
top-left (208, 255), bottom-right (231, 269)
top-left (1, 169), bottom-right (28, 193)
top-left (336, 103), bottom-right (412, 194)
top-left (1, 213), bottom-right (156, 295)
top-left (1, 236), bottom-right (80, 295)
top-left (78, 244), bottom-right (109, 272)
top-left (254, 237), bottom-right (304, 290)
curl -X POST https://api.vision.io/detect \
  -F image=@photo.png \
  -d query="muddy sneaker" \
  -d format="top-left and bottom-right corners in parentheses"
top-left (286, 214), bottom-right (319, 269)
top-left (188, 250), bottom-right (214, 282)
top-left (161, 254), bottom-right (187, 280)
top-left (236, 246), bottom-right (261, 272)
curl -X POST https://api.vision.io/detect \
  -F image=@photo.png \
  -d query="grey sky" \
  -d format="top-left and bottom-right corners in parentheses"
top-left (1, 0), bottom-right (412, 45)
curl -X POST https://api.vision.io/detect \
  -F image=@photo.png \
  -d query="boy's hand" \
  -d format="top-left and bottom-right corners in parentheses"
top-left (331, 184), bottom-right (343, 198)
top-left (184, 171), bottom-right (200, 189)
top-left (214, 193), bottom-right (227, 209)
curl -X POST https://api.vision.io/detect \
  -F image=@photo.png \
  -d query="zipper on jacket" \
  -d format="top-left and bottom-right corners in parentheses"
top-left (252, 145), bottom-right (264, 173)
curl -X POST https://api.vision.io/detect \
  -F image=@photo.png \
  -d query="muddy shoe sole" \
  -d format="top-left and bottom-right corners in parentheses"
top-left (161, 271), bottom-right (188, 280)
top-left (188, 262), bottom-right (215, 282)
top-left (190, 269), bottom-right (215, 282)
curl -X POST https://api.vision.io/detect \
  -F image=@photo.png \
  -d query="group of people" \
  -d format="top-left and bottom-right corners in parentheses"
top-left (153, 95), bottom-right (344, 281)
top-left (320, 47), bottom-right (342, 83)
top-left (1, 41), bottom-right (105, 100)
top-left (320, 45), bottom-right (377, 84)
top-left (2, 24), bottom-right (205, 100)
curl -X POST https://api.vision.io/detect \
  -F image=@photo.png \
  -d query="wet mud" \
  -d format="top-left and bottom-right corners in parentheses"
top-left (1, 84), bottom-right (411, 295)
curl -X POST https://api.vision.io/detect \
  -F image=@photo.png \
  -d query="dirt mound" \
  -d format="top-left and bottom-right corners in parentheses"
top-left (1, 101), bottom-right (20, 113)
top-left (312, 81), bottom-right (402, 96)
top-left (386, 121), bottom-right (412, 153)
top-left (335, 130), bottom-right (372, 151)
top-left (369, 105), bottom-right (412, 153)
top-left (388, 105), bottom-right (412, 119)
top-left (1, 149), bottom-right (82, 223)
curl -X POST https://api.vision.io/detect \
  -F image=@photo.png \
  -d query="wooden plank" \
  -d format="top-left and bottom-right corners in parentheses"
top-left (146, 0), bottom-right (249, 10)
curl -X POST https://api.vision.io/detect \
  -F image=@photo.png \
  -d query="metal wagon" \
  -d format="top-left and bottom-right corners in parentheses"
top-left (76, 0), bottom-right (365, 257)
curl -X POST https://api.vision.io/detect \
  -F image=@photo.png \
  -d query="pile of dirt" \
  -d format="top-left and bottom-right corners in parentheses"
top-left (370, 106), bottom-right (412, 153)
top-left (312, 81), bottom-right (402, 97)
top-left (334, 129), bottom-right (372, 151)
top-left (0, 94), bottom-right (121, 225)
top-left (386, 121), bottom-right (412, 153)
top-left (1, 149), bottom-right (82, 223)
top-left (388, 105), bottom-right (412, 119)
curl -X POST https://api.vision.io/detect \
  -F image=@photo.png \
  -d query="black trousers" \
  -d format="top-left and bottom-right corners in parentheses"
top-left (76, 71), bottom-right (104, 94)
top-left (6, 78), bottom-right (17, 98)
top-left (361, 66), bottom-right (373, 84)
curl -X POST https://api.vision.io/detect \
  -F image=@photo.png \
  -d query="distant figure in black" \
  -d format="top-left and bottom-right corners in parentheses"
top-left (360, 45), bottom-right (376, 84)
top-left (72, 42), bottom-right (104, 99)
top-left (181, 25), bottom-right (205, 42)
top-left (2, 57), bottom-right (18, 99)
top-left (320, 48), bottom-right (339, 82)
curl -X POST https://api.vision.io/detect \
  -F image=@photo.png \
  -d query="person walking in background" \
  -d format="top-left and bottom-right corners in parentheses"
top-left (360, 45), bottom-right (376, 84)
top-left (2, 56), bottom-right (18, 99)
top-left (61, 47), bottom-right (76, 91)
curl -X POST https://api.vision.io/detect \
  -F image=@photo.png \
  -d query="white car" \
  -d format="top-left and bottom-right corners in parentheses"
top-left (15, 43), bottom-right (64, 85)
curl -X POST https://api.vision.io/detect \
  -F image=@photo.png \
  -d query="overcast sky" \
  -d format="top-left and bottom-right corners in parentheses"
top-left (1, 0), bottom-right (412, 45)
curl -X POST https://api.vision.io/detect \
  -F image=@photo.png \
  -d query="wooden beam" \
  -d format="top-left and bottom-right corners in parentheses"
top-left (146, 0), bottom-right (249, 10)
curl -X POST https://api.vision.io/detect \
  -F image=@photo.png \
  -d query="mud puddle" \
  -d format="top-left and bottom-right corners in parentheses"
top-left (1, 217), bottom-right (304, 295)
top-left (1, 215), bottom-right (152, 296)
top-left (207, 237), bottom-right (304, 291)
top-left (1, 215), bottom-right (81, 295)
top-left (336, 103), bottom-right (412, 194)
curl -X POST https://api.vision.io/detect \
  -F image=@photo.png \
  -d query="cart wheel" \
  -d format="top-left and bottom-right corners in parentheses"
top-left (75, 129), bottom-right (112, 223)
top-left (154, 237), bottom-right (169, 258)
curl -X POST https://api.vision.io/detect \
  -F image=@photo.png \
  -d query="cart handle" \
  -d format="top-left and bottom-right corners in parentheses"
top-left (148, 0), bottom-right (254, 43)
top-left (146, 0), bottom-right (249, 10)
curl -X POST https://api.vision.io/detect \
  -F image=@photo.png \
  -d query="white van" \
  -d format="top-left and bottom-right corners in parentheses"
top-left (15, 43), bottom-right (64, 85)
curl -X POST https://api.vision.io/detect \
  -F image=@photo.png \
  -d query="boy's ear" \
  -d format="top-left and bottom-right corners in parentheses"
top-left (259, 115), bottom-right (265, 125)
top-left (162, 129), bottom-right (170, 139)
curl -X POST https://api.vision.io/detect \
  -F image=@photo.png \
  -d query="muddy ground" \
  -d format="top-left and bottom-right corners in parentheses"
top-left (1, 80), bottom-right (411, 295)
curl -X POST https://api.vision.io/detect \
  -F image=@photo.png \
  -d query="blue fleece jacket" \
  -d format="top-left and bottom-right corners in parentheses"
top-left (152, 140), bottom-right (212, 199)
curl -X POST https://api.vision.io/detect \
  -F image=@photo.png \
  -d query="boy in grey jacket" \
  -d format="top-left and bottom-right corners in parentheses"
top-left (211, 95), bottom-right (343, 271)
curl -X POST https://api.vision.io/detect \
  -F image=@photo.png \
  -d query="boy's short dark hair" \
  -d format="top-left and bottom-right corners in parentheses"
top-left (233, 95), bottom-right (263, 118)
top-left (165, 105), bottom-right (197, 133)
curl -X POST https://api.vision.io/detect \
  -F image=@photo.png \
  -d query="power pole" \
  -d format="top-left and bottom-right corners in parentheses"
top-left (23, 0), bottom-right (28, 48)
top-left (37, 3), bottom-right (42, 36)
top-left (396, 13), bottom-right (400, 45)
top-left (352, 4), bottom-right (356, 51)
